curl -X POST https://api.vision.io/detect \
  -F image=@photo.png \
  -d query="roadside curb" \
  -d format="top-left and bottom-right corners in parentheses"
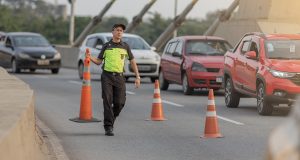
top-left (36, 116), bottom-right (70, 160)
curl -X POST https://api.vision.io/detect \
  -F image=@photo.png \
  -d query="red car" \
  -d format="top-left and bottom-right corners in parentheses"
top-left (159, 36), bottom-right (232, 95)
top-left (224, 32), bottom-right (300, 115)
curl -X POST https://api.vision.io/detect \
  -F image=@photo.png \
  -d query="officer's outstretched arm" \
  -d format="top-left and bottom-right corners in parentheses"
top-left (90, 56), bottom-right (103, 65)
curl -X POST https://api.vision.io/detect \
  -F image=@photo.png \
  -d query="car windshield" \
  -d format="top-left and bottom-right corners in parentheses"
top-left (13, 35), bottom-right (50, 47)
top-left (265, 40), bottom-right (300, 59)
top-left (107, 36), bottom-right (151, 50)
top-left (186, 40), bottom-right (232, 56)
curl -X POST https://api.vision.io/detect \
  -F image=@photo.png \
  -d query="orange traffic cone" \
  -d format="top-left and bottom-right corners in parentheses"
top-left (146, 80), bottom-right (167, 121)
top-left (69, 48), bottom-right (101, 123)
top-left (201, 89), bottom-right (223, 138)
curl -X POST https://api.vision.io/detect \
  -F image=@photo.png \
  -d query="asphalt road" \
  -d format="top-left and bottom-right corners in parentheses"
top-left (14, 68), bottom-right (291, 160)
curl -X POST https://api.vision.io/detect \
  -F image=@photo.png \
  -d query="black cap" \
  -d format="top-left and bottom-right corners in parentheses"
top-left (112, 24), bottom-right (126, 31)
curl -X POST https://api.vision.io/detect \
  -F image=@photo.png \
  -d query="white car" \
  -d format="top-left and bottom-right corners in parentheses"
top-left (77, 33), bottom-right (160, 82)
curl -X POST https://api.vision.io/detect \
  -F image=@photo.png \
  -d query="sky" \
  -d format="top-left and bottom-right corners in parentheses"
top-left (46, 0), bottom-right (233, 20)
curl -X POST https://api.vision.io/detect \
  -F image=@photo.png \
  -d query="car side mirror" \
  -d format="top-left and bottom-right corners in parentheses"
top-left (95, 45), bottom-right (102, 50)
top-left (5, 43), bottom-right (13, 50)
top-left (52, 44), bottom-right (56, 48)
top-left (150, 46), bottom-right (156, 51)
top-left (245, 51), bottom-right (257, 60)
top-left (172, 52), bottom-right (182, 57)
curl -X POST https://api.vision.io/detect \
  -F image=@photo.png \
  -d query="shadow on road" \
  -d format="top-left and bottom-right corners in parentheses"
top-left (61, 132), bottom-right (106, 136)
top-left (233, 105), bottom-right (291, 117)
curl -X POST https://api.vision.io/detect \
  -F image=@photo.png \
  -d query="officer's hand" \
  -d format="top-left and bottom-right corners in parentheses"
top-left (85, 52), bottom-right (91, 59)
top-left (135, 78), bottom-right (140, 88)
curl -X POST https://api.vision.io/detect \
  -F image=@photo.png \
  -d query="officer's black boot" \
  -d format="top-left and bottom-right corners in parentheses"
top-left (105, 127), bottom-right (114, 136)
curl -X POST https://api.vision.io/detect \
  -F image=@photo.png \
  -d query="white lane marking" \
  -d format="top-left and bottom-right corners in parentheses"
top-left (33, 75), bottom-right (49, 79)
top-left (162, 100), bottom-right (184, 107)
top-left (126, 91), bottom-right (136, 95)
top-left (68, 80), bottom-right (82, 85)
top-left (217, 115), bottom-right (245, 125)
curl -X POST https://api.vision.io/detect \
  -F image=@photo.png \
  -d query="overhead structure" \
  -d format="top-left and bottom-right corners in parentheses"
top-left (152, 0), bottom-right (199, 51)
top-left (214, 0), bottom-right (300, 45)
top-left (126, 0), bottom-right (157, 33)
top-left (204, 0), bottom-right (239, 36)
top-left (73, 0), bottom-right (116, 47)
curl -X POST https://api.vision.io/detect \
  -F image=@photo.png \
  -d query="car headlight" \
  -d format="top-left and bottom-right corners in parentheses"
top-left (267, 68), bottom-right (296, 78)
top-left (191, 62), bottom-right (207, 72)
top-left (155, 55), bottom-right (160, 61)
top-left (18, 52), bottom-right (30, 59)
top-left (54, 52), bottom-right (61, 59)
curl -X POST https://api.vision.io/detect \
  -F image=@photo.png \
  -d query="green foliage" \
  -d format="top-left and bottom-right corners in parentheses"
top-left (0, 1), bottom-right (222, 45)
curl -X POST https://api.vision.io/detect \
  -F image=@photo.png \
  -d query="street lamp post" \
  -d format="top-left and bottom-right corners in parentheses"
top-left (69, 0), bottom-right (76, 45)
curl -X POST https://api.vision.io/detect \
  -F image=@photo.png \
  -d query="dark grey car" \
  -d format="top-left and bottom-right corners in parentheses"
top-left (0, 32), bottom-right (61, 74)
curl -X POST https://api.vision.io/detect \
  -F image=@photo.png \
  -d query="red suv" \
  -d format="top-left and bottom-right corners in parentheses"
top-left (159, 36), bottom-right (232, 95)
top-left (224, 32), bottom-right (300, 115)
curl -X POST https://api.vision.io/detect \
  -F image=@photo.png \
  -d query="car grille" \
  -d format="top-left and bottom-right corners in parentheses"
top-left (289, 74), bottom-right (300, 86)
top-left (30, 55), bottom-right (54, 59)
top-left (129, 64), bottom-right (157, 73)
top-left (206, 68), bottom-right (220, 73)
top-left (209, 80), bottom-right (222, 85)
top-left (194, 79), bottom-right (222, 85)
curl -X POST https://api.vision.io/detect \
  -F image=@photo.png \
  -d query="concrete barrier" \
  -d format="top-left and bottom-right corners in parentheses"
top-left (0, 67), bottom-right (50, 160)
top-left (56, 45), bottom-right (79, 69)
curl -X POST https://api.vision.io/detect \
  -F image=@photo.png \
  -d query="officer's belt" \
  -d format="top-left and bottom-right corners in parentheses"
top-left (103, 70), bottom-right (124, 76)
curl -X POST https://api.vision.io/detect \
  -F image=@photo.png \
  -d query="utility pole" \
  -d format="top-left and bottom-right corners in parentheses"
top-left (126, 0), bottom-right (157, 33)
top-left (204, 0), bottom-right (240, 36)
top-left (173, 0), bottom-right (178, 38)
top-left (152, 0), bottom-right (198, 51)
top-left (73, 0), bottom-right (116, 47)
top-left (69, 0), bottom-right (76, 45)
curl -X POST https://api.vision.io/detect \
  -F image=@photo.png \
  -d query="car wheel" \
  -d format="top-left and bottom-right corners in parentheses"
top-left (159, 71), bottom-right (169, 90)
top-left (30, 69), bottom-right (36, 72)
top-left (150, 77), bottom-right (157, 83)
top-left (78, 62), bottom-right (84, 79)
top-left (182, 74), bottom-right (193, 95)
top-left (12, 59), bottom-right (20, 73)
top-left (224, 77), bottom-right (240, 108)
top-left (51, 68), bottom-right (59, 74)
top-left (257, 83), bottom-right (273, 115)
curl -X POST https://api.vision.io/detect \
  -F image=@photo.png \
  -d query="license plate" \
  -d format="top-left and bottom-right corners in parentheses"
top-left (138, 65), bottom-right (151, 71)
top-left (216, 77), bottom-right (223, 83)
top-left (37, 60), bottom-right (49, 65)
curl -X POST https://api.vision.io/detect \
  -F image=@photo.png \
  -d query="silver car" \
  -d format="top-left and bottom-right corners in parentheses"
top-left (77, 33), bottom-right (160, 82)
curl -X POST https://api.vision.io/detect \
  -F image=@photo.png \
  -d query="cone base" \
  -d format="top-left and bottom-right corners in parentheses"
top-left (200, 134), bottom-right (223, 138)
top-left (69, 117), bottom-right (101, 123)
top-left (145, 118), bottom-right (167, 121)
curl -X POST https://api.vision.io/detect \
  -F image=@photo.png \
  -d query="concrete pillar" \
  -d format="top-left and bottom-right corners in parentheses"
top-left (214, 0), bottom-right (300, 45)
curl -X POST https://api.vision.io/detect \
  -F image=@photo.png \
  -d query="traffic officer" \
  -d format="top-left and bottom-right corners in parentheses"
top-left (90, 24), bottom-right (140, 136)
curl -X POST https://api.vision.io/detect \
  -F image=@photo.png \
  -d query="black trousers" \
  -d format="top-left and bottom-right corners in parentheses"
top-left (101, 72), bottom-right (126, 130)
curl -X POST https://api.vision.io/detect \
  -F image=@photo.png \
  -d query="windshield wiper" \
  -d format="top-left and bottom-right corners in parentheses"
top-left (269, 57), bottom-right (300, 60)
top-left (207, 52), bottom-right (224, 56)
top-left (188, 52), bottom-right (208, 55)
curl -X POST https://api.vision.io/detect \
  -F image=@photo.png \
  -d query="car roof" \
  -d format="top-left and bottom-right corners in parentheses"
top-left (174, 35), bottom-right (226, 41)
top-left (265, 34), bottom-right (300, 40)
top-left (244, 32), bottom-right (300, 40)
top-left (6, 32), bottom-right (42, 36)
top-left (88, 32), bottom-right (141, 38)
